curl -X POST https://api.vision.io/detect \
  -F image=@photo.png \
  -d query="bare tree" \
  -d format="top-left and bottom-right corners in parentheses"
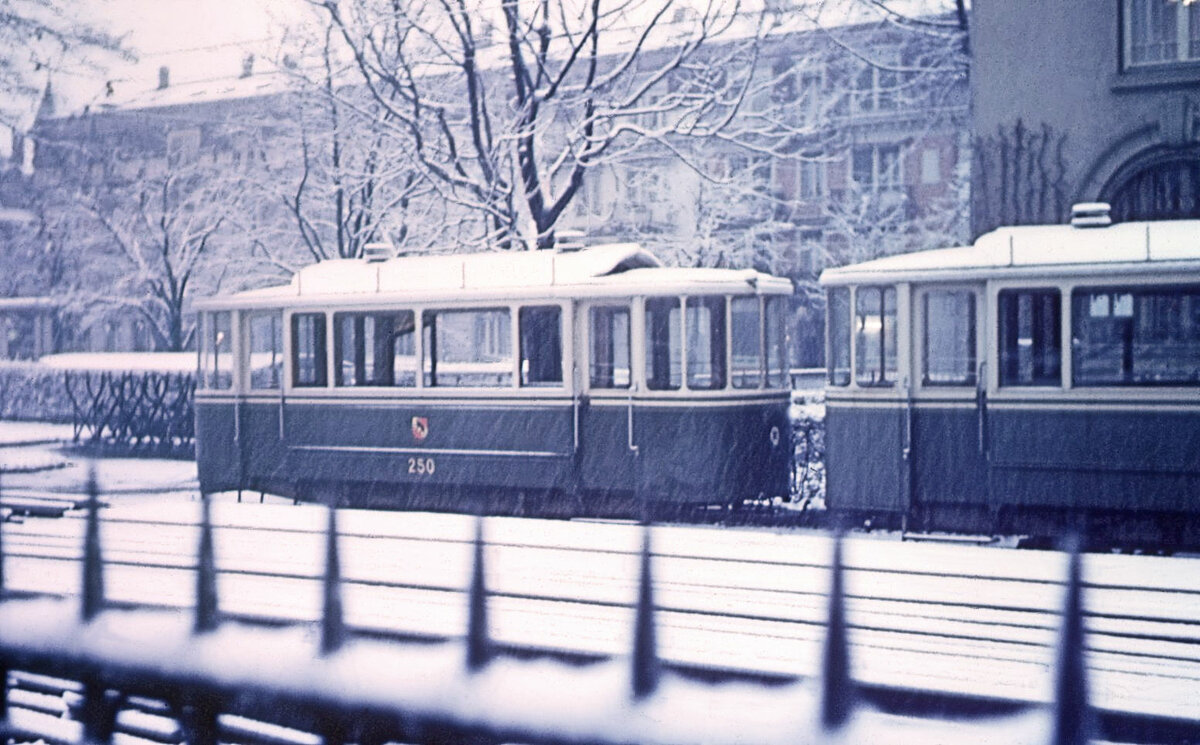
top-left (77, 158), bottom-right (242, 351)
top-left (0, 0), bottom-right (129, 129)
top-left (265, 23), bottom-right (440, 261)
top-left (312, 0), bottom-right (766, 250)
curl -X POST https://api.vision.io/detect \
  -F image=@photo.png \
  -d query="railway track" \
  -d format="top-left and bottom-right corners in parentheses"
top-left (2, 498), bottom-right (1198, 726)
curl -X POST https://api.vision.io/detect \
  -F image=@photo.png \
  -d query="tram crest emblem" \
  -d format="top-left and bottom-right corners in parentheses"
top-left (411, 416), bottom-right (429, 441)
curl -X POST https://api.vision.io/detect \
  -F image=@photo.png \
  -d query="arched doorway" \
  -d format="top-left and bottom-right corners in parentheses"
top-left (1103, 146), bottom-right (1200, 223)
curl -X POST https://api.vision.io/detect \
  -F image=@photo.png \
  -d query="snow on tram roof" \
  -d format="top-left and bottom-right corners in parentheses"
top-left (820, 219), bottom-right (1200, 285)
top-left (196, 244), bottom-right (791, 309)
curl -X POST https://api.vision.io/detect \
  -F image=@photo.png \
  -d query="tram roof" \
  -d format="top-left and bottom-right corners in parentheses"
top-left (195, 243), bottom-right (792, 310)
top-left (819, 219), bottom-right (1200, 285)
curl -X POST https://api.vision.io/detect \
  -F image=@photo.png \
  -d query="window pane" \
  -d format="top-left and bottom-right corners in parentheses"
top-left (520, 306), bottom-right (563, 386)
top-left (645, 297), bottom-right (682, 390)
top-left (423, 309), bottom-right (511, 387)
top-left (923, 291), bottom-right (976, 386)
top-left (202, 311), bottom-right (233, 390)
top-left (686, 296), bottom-right (726, 390)
top-left (999, 289), bottom-right (1061, 386)
top-left (292, 313), bottom-right (328, 387)
top-left (1129, 0), bottom-right (1180, 65)
top-left (333, 312), bottom-right (415, 387)
top-left (589, 306), bottom-right (631, 389)
top-left (855, 286), bottom-right (897, 387)
top-left (766, 295), bottom-right (790, 388)
top-left (248, 312), bottom-right (282, 389)
top-left (1072, 286), bottom-right (1200, 385)
top-left (731, 297), bottom-right (762, 389)
top-left (828, 288), bottom-right (851, 386)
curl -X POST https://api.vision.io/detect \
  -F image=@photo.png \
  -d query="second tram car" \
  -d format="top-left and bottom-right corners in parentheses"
top-left (194, 244), bottom-right (793, 516)
top-left (820, 207), bottom-right (1200, 547)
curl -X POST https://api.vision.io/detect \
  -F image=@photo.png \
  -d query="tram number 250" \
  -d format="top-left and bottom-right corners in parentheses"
top-left (408, 457), bottom-right (436, 475)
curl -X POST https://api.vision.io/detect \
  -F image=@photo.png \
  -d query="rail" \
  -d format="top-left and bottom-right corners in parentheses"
top-left (0, 479), bottom-right (1197, 744)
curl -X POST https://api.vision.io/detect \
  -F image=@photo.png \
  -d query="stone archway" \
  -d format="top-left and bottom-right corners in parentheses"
top-left (1102, 145), bottom-right (1200, 223)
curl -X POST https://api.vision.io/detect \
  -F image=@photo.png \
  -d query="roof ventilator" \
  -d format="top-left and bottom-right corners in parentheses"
top-left (1070, 202), bottom-right (1111, 228)
top-left (362, 242), bottom-right (395, 263)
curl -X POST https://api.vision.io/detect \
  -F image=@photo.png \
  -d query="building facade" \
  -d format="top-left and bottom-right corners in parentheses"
top-left (972, 0), bottom-right (1200, 236)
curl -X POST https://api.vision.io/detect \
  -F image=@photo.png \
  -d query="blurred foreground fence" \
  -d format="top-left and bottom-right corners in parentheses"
top-left (0, 483), bottom-right (1197, 745)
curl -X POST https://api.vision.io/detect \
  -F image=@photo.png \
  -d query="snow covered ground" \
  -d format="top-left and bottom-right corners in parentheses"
top-left (0, 420), bottom-right (1197, 740)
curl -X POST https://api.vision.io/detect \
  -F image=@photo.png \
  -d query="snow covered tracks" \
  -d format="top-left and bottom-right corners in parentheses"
top-left (0, 490), bottom-right (1198, 743)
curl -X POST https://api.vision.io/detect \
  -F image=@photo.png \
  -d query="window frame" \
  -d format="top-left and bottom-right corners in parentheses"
top-left (1122, 0), bottom-right (1200, 69)
top-left (997, 287), bottom-right (1064, 389)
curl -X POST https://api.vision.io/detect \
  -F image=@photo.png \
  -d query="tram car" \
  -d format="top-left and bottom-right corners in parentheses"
top-left (820, 205), bottom-right (1200, 547)
top-left (193, 244), bottom-right (793, 516)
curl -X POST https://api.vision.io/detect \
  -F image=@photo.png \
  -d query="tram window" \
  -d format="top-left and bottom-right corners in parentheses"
top-left (291, 313), bottom-right (328, 387)
top-left (422, 309), bottom-right (512, 387)
top-left (589, 306), bottom-right (631, 388)
top-left (923, 291), bottom-right (976, 386)
top-left (333, 311), bottom-right (416, 387)
top-left (765, 296), bottom-right (790, 388)
top-left (645, 297), bottom-right (682, 390)
top-left (998, 289), bottom-right (1060, 386)
top-left (686, 296), bottom-right (727, 390)
top-left (520, 306), bottom-right (563, 386)
top-left (201, 311), bottom-right (233, 390)
top-left (827, 288), bottom-right (850, 386)
top-left (731, 297), bottom-right (762, 388)
top-left (1072, 285), bottom-right (1200, 386)
top-left (247, 312), bottom-right (283, 389)
top-left (855, 286), bottom-right (897, 387)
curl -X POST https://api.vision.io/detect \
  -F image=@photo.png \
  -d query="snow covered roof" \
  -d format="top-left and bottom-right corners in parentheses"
top-left (195, 244), bottom-right (792, 310)
top-left (820, 220), bottom-right (1200, 285)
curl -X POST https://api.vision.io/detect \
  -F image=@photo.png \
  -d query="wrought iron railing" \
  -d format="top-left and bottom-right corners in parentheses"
top-left (0, 475), bottom-right (1196, 745)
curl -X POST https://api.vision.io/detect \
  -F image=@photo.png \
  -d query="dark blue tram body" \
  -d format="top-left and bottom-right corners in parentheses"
top-left (194, 245), bottom-right (792, 515)
top-left (821, 214), bottom-right (1200, 546)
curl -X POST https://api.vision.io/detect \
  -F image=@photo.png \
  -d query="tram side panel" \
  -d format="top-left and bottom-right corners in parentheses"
top-left (575, 399), bottom-right (792, 506)
top-left (910, 405), bottom-right (990, 531)
top-left (987, 406), bottom-right (1200, 514)
top-left (822, 403), bottom-right (907, 519)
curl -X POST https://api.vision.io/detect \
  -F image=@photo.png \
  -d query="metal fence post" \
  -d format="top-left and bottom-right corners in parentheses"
top-left (1051, 536), bottom-right (1091, 745)
top-left (466, 516), bottom-right (490, 671)
top-left (631, 524), bottom-right (659, 699)
top-left (820, 533), bottom-right (854, 733)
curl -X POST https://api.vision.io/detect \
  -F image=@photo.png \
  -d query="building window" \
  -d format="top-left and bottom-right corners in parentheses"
top-left (851, 144), bottom-right (902, 193)
top-left (799, 159), bottom-right (825, 199)
top-left (852, 54), bottom-right (899, 114)
top-left (921, 148), bottom-right (941, 185)
top-left (1124, 0), bottom-right (1200, 67)
top-left (999, 289), bottom-right (1061, 387)
top-left (1072, 285), bottom-right (1200, 386)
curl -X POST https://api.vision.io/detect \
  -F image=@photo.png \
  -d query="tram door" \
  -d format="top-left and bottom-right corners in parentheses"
top-left (577, 302), bottom-right (638, 498)
top-left (912, 285), bottom-right (990, 520)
